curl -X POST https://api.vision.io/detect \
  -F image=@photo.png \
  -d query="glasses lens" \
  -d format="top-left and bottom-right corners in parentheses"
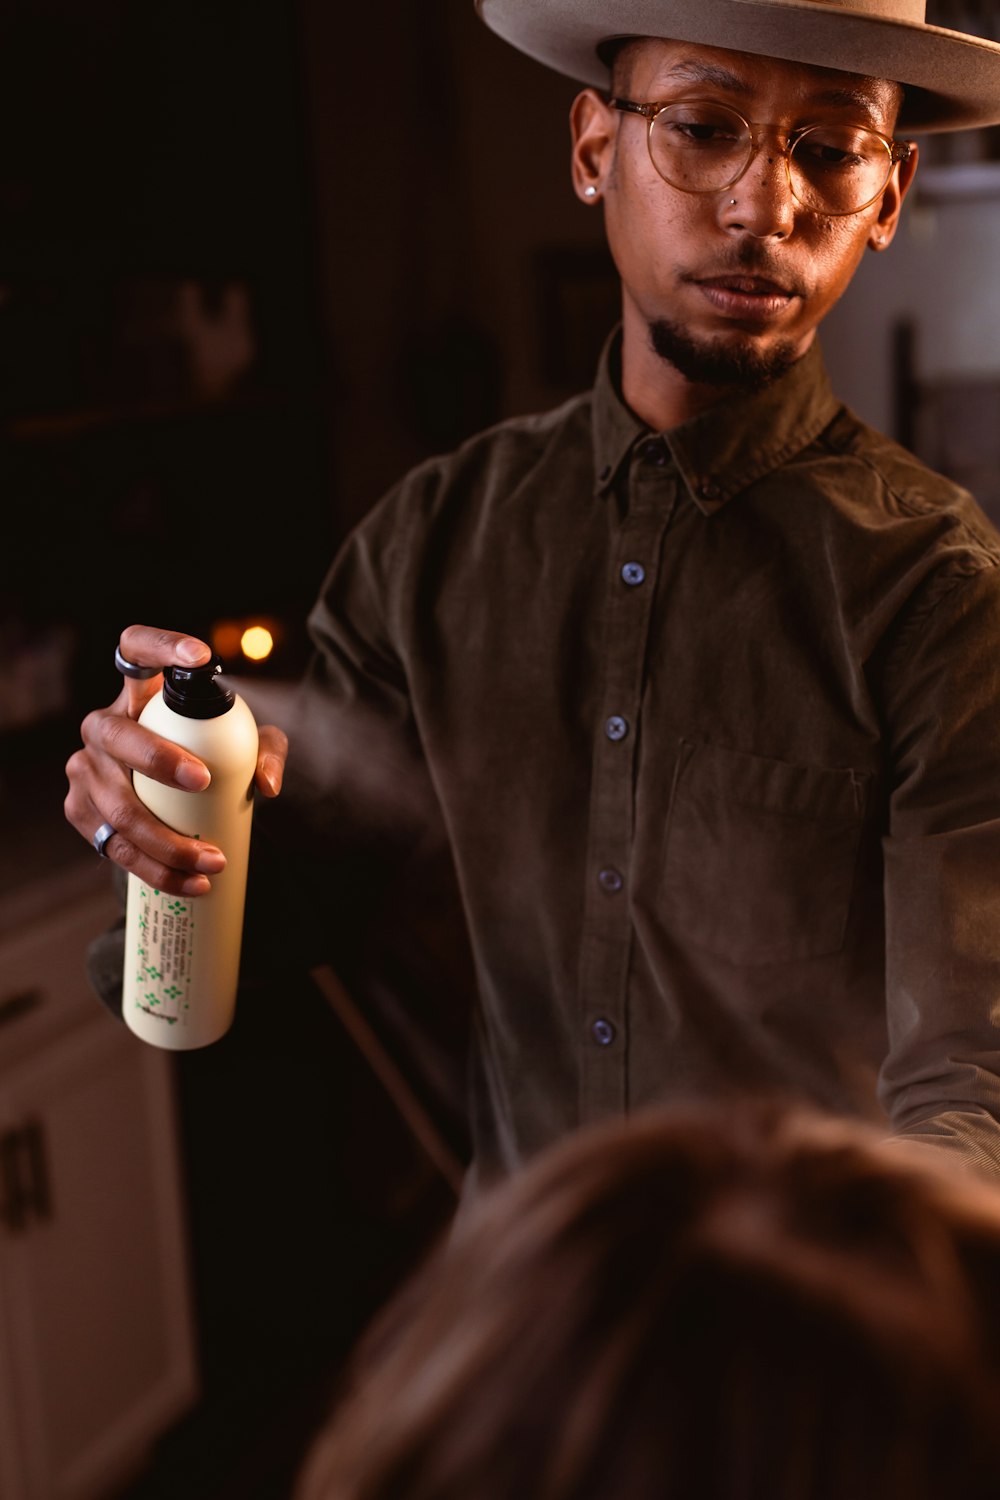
top-left (790, 125), bottom-right (893, 214)
top-left (649, 102), bottom-right (751, 193)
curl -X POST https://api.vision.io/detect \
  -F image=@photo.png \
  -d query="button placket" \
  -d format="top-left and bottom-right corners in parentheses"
top-left (577, 457), bottom-right (677, 1122)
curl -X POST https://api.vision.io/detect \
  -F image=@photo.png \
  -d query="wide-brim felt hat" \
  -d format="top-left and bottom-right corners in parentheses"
top-left (477, 0), bottom-right (1000, 131)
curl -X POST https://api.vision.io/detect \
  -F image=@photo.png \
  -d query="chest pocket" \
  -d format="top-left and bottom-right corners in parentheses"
top-left (663, 740), bottom-right (870, 966)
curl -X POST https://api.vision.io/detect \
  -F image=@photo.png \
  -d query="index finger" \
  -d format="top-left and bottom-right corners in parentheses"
top-left (118, 625), bottom-right (213, 674)
top-left (117, 626), bottom-right (214, 721)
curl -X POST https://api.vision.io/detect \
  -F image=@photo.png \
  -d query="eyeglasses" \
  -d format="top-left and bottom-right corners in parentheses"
top-left (609, 96), bottom-right (912, 217)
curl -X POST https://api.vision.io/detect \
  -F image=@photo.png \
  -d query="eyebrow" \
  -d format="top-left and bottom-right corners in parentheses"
top-left (656, 61), bottom-right (890, 121)
top-left (659, 62), bottom-right (754, 93)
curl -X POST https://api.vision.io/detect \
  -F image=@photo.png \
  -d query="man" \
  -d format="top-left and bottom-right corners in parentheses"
top-left (65, 0), bottom-right (1000, 1191)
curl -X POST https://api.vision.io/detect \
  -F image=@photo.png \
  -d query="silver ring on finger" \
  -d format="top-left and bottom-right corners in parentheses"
top-left (93, 821), bottom-right (117, 859)
top-left (115, 646), bottom-right (160, 680)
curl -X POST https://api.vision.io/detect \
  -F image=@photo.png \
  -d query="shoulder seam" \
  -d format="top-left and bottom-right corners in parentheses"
top-left (815, 419), bottom-right (1000, 569)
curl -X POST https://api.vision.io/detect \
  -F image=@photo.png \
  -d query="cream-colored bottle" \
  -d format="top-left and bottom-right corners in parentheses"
top-left (122, 657), bottom-right (259, 1049)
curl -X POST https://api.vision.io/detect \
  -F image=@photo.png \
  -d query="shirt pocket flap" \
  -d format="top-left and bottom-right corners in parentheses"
top-left (663, 740), bottom-right (870, 966)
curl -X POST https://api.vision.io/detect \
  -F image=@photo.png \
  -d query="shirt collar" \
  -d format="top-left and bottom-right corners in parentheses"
top-left (591, 326), bottom-right (841, 515)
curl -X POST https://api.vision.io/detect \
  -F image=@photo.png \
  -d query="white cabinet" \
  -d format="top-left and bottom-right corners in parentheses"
top-left (0, 861), bottom-right (198, 1500)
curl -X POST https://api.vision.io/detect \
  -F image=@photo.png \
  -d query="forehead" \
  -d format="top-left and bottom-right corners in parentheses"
top-left (623, 39), bottom-right (901, 122)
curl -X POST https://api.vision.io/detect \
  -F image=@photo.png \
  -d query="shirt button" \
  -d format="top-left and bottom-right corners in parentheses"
top-left (598, 867), bottom-right (624, 894)
top-left (699, 479), bottom-right (724, 502)
top-left (621, 561), bottom-right (646, 587)
top-left (591, 1018), bottom-right (616, 1047)
top-left (598, 463), bottom-right (612, 482)
top-left (605, 715), bottom-right (628, 742)
top-left (636, 436), bottom-right (669, 467)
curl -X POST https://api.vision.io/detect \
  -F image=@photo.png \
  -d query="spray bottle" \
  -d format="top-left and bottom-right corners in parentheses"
top-left (122, 656), bottom-right (259, 1049)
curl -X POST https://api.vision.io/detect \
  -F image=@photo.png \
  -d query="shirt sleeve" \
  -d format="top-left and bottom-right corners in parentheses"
top-left (221, 463), bottom-right (463, 990)
top-left (240, 481), bottom-right (475, 1136)
top-left (879, 555), bottom-right (1000, 1178)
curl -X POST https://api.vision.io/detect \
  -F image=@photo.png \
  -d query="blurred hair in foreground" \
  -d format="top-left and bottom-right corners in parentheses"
top-left (295, 1100), bottom-right (1000, 1500)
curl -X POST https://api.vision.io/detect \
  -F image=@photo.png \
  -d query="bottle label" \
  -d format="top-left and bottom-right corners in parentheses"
top-left (130, 885), bottom-right (195, 1028)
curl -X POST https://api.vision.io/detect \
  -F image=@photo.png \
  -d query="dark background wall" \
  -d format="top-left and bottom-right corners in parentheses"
top-left (0, 0), bottom-right (616, 740)
top-left (0, 4), bottom-right (618, 1497)
top-left (298, 0), bottom-right (616, 531)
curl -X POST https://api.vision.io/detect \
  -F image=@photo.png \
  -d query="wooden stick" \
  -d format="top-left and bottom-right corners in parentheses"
top-left (309, 963), bottom-right (465, 1197)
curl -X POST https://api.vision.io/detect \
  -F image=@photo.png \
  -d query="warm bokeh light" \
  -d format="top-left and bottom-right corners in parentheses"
top-left (240, 625), bottom-right (274, 661)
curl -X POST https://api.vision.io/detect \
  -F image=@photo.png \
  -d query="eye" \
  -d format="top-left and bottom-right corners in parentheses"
top-left (658, 104), bottom-right (744, 149)
top-left (799, 141), bottom-right (860, 169)
top-left (673, 121), bottom-right (737, 144)
top-left (795, 127), bottom-right (881, 172)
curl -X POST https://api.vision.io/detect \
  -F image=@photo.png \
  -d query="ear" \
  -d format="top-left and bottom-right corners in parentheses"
top-left (869, 139), bottom-right (919, 251)
top-left (570, 88), bottom-right (617, 204)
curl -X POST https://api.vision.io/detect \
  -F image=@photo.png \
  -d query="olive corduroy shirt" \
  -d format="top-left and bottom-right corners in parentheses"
top-left (91, 327), bottom-right (1000, 1188)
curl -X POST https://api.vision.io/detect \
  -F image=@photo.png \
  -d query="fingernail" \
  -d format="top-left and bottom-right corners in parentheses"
top-left (194, 846), bottom-right (226, 874)
top-left (262, 755), bottom-right (283, 796)
top-left (176, 761), bottom-right (211, 791)
top-left (178, 638), bottom-right (207, 663)
top-left (181, 874), bottom-right (211, 897)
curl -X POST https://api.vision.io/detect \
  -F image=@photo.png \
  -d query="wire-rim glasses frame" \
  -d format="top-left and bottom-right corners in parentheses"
top-left (609, 96), bottom-right (913, 217)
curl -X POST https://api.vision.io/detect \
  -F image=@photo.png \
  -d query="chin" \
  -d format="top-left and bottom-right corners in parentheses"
top-left (649, 317), bottom-right (802, 391)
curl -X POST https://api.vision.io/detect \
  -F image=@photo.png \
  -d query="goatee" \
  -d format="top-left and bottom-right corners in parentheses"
top-left (649, 318), bottom-right (801, 392)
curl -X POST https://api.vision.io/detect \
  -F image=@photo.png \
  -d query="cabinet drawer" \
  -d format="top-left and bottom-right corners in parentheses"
top-left (0, 863), bottom-right (121, 1068)
top-left (0, 1007), bottom-right (198, 1498)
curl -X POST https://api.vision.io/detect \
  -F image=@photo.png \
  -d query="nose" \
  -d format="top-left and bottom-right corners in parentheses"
top-left (721, 138), bottom-right (796, 240)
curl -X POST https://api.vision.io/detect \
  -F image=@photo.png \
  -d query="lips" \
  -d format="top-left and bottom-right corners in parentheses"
top-left (694, 273), bottom-right (799, 321)
top-left (702, 275), bottom-right (793, 297)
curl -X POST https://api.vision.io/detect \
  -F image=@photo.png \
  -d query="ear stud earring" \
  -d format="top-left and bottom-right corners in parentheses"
top-left (584, 185), bottom-right (598, 198)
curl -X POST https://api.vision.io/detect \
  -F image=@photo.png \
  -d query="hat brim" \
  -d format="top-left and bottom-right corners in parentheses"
top-left (478, 0), bottom-right (1000, 131)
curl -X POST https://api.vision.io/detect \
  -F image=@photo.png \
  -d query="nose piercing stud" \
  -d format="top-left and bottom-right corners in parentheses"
top-left (730, 198), bottom-right (737, 205)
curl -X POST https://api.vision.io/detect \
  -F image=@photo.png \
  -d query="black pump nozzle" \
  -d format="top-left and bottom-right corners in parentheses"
top-left (163, 655), bottom-right (235, 719)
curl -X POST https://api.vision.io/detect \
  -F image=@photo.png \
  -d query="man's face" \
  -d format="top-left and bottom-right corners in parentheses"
top-left (570, 40), bottom-right (916, 390)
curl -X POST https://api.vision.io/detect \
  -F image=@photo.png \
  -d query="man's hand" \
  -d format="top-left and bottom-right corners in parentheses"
top-left (64, 625), bottom-right (288, 896)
